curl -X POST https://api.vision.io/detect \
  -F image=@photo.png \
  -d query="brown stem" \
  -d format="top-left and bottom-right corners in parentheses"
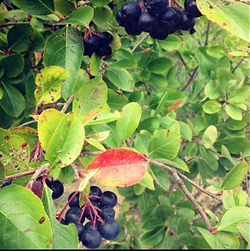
top-left (0, 22), bottom-right (30, 28)
top-left (131, 34), bottom-right (149, 53)
top-left (176, 51), bottom-right (192, 78)
top-left (181, 66), bottom-right (199, 92)
top-left (61, 94), bottom-right (75, 113)
top-left (204, 22), bottom-right (211, 46)
top-left (231, 58), bottom-right (245, 73)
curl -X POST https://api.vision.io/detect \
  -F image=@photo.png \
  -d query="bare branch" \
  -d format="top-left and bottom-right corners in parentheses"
top-left (61, 94), bottom-right (75, 113)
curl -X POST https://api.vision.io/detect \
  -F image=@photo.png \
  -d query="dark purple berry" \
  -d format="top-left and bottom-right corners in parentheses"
top-left (74, 222), bottom-right (85, 238)
top-left (120, 1), bottom-right (141, 23)
top-left (116, 9), bottom-right (126, 27)
top-left (184, 0), bottom-right (202, 18)
top-left (45, 179), bottom-right (64, 199)
top-left (89, 186), bottom-right (102, 202)
top-left (100, 206), bottom-right (115, 219)
top-left (80, 228), bottom-right (102, 249)
top-left (53, 25), bottom-right (64, 31)
top-left (137, 11), bottom-right (158, 32)
top-left (85, 201), bottom-right (101, 220)
top-left (100, 191), bottom-right (117, 208)
top-left (99, 218), bottom-right (120, 240)
top-left (125, 23), bottom-right (142, 35)
top-left (180, 11), bottom-right (196, 31)
top-left (65, 207), bottom-right (85, 224)
top-left (149, 26), bottom-right (169, 40)
top-left (68, 191), bottom-right (80, 207)
top-left (99, 32), bottom-right (113, 46)
top-left (85, 220), bottom-right (101, 230)
top-left (159, 7), bottom-right (182, 29)
top-left (96, 46), bottom-right (112, 58)
top-left (145, 0), bottom-right (169, 15)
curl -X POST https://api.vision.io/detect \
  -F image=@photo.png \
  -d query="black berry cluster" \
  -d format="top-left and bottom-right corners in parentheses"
top-left (116, 0), bottom-right (202, 40)
top-left (59, 186), bottom-right (120, 249)
top-left (83, 32), bottom-right (113, 58)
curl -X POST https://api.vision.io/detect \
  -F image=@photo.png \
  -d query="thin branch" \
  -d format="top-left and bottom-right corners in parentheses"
top-left (28, 163), bottom-right (50, 181)
top-left (18, 120), bottom-right (37, 127)
top-left (131, 34), bottom-right (149, 53)
top-left (2, 170), bottom-right (36, 183)
top-left (204, 22), bottom-right (211, 46)
top-left (176, 51), bottom-right (192, 78)
top-left (61, 94), bottom-right (75, 113)
top-left (231, 58), bottom-right (245, 73)
top-left (181, 66), bottom-right (199, 92)
top-left (0, 22), bottom-right (30, 28)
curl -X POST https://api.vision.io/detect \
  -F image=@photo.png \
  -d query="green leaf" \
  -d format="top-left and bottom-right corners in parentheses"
top-left (197, 227), bottom-right (223, 249)
top-left (149, 130), bottom-right (181, 160)
top-left (90, 0), bottom-right (110, 7)
top-left (225, 104), bottom-right (242, 121)
top-left (197, 0), bottom-right (250, 42)
top-left (157, 34), bottom-right (183, 51)
top-left (214, 231), bottom-right (240, 249)
top-left (149, 165), bottom-right (170, 190)
top-left (138, 116), bottom-right (160, 134)
top-left (200, 125), bottom-right (218, 149)
top-left (202, 100), bottom-right (222, 114)
top-left (11, 0), bottom-right (54, 15)
top-left (42, 184), bottom-right (78, 249)
top-left (105, 67), bottom-right (135, 92)
top-left (238, 222), bottom-right (250, 244)
top-left (154, 157), bottom-right (189, 172)
top-left (148, 57), bottom-right (172, 74)
top-left (204, 81), bottom-right (223, 99)
top-left (217, 206), bottom-right (250, 233)
top-left (0, 82), bottom-right (25, 118)
top-left (0, 53), bottom-right (24, 78)
top-left (0, 184), bottom-right (52, 249)
top-left (141, 226), bottom-right (165, 246)
top-left (43, 26), bottom-right (83, 100)
top-left (0, 127), bottom-right (30, 177)
top-left (107, 89), bottom-right (129, 111)
top-left (72, 78), bottom-right (108, 119)
top-left (34, 66), bottom-right (70, 105)
top-left (138, 171), bottom-right (155, 190)
top-left (60, 6), bottom-right (94, 27)
top-left (116, 102), bottom-right (142, 143)
top-left (7, 24), bottom-right (34, 52)
top-left (214, 136), bottom-right (249, 154)
top-left (88, 53), bottom-right (103, 76)
top-left (221, 162), bottom-right (248, 190)
top-left (38, 108), bottom-right (85, 169)
top-left (179, 121), bottom-right (192, 141)
top-left (228, 87), bottom-right (250, 104)
top-left (222, 187), bottom-right (247, 210)
top-left (54, 0), bottom-right (75, 16)
top-left (0, 161), bottom-right (5, 182)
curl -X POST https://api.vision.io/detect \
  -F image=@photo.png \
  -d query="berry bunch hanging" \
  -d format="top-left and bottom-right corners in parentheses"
top-left (83, 31), bottom-right (113, 58)
top-left (116, 0), bottom-right (202, 40)
top-left (55, 185), bottom-right (121, 249)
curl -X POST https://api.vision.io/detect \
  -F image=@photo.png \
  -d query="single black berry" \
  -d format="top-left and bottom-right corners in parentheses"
top-left (145, 0), bottom-right (169, 15)
top-left (68, 191), bottom-right (80, 207)
top-left (108, 1), bottom-right (115, 9)
top-left (99, 32), bottom-right (113, 46)
top-left (74, 221), bottom-right (85, 238)
top-left (120, 1), bottom-right (142, 23)
top-left (149, 26), bottom-right (169, 40)
top-left (99, 218), bottom-right (120, 240)
top-left (184, 0), bottom-right (202, 18)
top-left (80, 228), bottom-right (103, 249)
top-left (96, 46), bottom-right (112, 58)
top-left (45, 179), bottom-right (64, 199)
top-left (116, 9), bottom-right (126, 27)
top-left (59, 218), bottom-right (67, 225)
top-left (100, 191), bottom-right (117, 208)
top-left (159, 7), bottom-right (182, 29)
top-left (84, 35), bottom-right (100, 57)
top-left (1, 179), bottom-right (12, 188)
top-left (65, 207), bottom-right (85, 224)
top-left (137, 11), bottom-right (158, 32)
top-left (100, 206), bottom-right (115, 220)
top-left (89, 186), bottom-right (102, 202)
top-left (85, 220), bottom-right (101, 230)
top-left (125, 23), bottom-right (142, 35)
top-left (180, 10), bottom-right (196, 31)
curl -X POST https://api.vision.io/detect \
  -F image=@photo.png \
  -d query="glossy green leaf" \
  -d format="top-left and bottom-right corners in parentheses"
top-left (90, 0), bottom-right (110, 7)
top-left (225, 104), bottom-right (242, 121)
top-left (157, 34), bottom-right (183, 51)
top-left (116, 102), bottom-right (142, 143)
top-left (0, 82), bottom-right (25, 118)
top-left (43, 26), bottom-right (83, 100)
top-left (149, 130), bottom-right (181, 160)
top-left (88, 53), bottom-right (103, 76)
top-left (197, 0), bottom-right (250, 42)
top-left (228, 87), bottom-right (250, 104)
top-left (72, 78), bottom-right (108, 119)
top-left (107, 89), bottom-right (129, 111)
top-left (200, 125), bottom-right (217, 149)
top-left (197, 227), bottom-right (223, 249)
top-left (204, 81), bottom-right (223, 99)
top-left (134, 130), bottom-right (151, 155)
top-left (154, 157), bottom-right (189, 172)
top-left (149, 165), bottom-right (170, 190)
top-left (105, 67), bottom-right (135, 92)
top-left (54, 0), bottom-right (75, 16)
top-left (60, 6), bottom-right (94, 27)
top-left (34, 66), bottom-right (70, 105)
top-left (7, 24), bottom-right (34, 52)
top-left (214, 136), bottom-right (249, 154)
top-left (138, 116), bottom-right (160, 134)
top-left (0, 53), bottom-right (24, 78)
top-left (141, 226), bottom-right (165, 247)
top-left (38, 109), bottom-right (85, 169)
top-left (221, 162), bottom-right (248, 190)
top-left (179, 121), bottom-right (192, 141)
top-left (11, 0), bottom-right (54, 15)
top-left (202, 100), bottom-right (222, 114)
top-left (217, 206), bottom-right (250, 233)
top-left (238, 222), bottom-right (250, 244)
top-left (42, 184), bottom-right (78, 249)
top-left (0, 185), bottom-right (52, 249)
top-left (222, 187), bottom-right (247, 210)
top-left (148, 57), bottom-right (172, 74)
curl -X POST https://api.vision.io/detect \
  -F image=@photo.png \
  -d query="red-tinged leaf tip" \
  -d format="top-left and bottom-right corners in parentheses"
top-left (86, 149), bottom-right (148, 187)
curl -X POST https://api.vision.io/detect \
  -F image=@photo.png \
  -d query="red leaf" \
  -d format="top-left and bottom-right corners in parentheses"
top-left (86, 149), bottom-right (148, 187)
